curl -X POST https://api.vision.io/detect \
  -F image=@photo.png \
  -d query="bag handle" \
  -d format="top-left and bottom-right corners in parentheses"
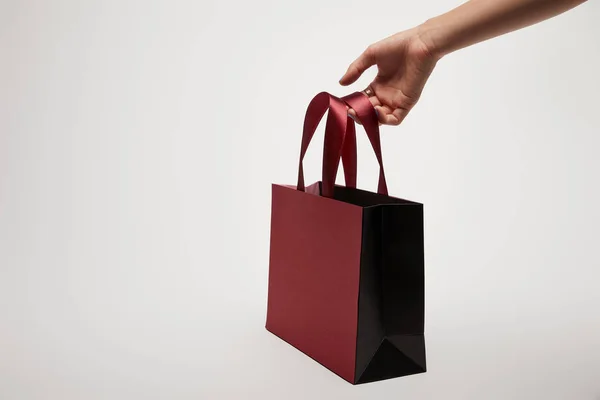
top-left (341, 114), bottom-right (357, 189)
top-left (341, 92), bottom-right (388, 196)
top-left (296, 91), bottom-right (388, 198)
top-left (297, 92), bottom-right (356, 197)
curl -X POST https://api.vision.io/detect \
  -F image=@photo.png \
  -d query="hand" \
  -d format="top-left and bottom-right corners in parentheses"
top-left (340, 26), bottom-right (439, 126)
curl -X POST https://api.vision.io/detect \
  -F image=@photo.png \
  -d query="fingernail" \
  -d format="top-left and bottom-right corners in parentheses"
top-left (348, 113), bottom-right (357, 122)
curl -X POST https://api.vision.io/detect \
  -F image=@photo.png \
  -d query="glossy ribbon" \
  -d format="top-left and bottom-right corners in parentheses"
top-left (296, 91), bottom-right (388, 198)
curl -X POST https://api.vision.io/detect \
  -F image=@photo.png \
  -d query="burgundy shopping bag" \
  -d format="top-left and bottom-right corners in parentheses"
top-left (266, 92), bottom-right (426, 384)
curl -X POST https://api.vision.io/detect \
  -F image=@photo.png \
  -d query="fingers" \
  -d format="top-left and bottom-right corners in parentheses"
top-left (369, 97), bottom-right (383, 126)
top-left (339, 46), bottom-right (376, 86)
top-left (368, 96), bottom-right (381, 108)
top-left (392, 107), bottom-right (409, 125)
top-left (348, 95), bottom-right (383, 126)
top-left (374, 105), bottom-right (409, 126)
top-left (349, 100), bottom-right (409, 126)
top-left (375, 106), bottom-right (397, 125)
top-left (348, 108), bottom-right (358, 122)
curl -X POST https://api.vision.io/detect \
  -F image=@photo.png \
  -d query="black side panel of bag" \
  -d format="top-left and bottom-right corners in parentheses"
top-left (354, 202), bottom-right (426, 384)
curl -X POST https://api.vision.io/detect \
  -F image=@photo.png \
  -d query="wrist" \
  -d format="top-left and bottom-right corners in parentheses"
top-left (417, 18), bottom-right (451, 60)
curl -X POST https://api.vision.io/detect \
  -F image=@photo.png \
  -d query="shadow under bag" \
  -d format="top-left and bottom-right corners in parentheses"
top-left (266, 91), bottom-right (426, 384)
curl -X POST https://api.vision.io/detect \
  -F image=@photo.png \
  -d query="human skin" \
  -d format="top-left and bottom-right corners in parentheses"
top-left (340, 0), bottom-right (588, 126)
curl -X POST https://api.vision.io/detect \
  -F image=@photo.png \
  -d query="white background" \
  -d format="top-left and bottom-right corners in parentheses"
top-left (1, 0), bottom-right (599, 399)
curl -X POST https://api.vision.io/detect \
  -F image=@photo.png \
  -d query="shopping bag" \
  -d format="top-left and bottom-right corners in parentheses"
top-left (266, 91), bottom-right (426, 384)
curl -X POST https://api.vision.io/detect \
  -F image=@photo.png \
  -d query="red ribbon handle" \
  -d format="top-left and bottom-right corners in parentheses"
top-left (296, 91), bottom-right (388, 198)
top-left (341, 92), bottom-right (388, 196)
top-left (297, 92), bottom-right (356, 198)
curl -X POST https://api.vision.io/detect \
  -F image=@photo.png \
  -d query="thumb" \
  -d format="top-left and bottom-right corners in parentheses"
top-left (339, 47), bottom-right (376, 86)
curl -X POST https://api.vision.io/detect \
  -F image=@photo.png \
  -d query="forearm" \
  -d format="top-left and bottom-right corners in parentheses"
top-left (421, 0), bottom-right (588, 57)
